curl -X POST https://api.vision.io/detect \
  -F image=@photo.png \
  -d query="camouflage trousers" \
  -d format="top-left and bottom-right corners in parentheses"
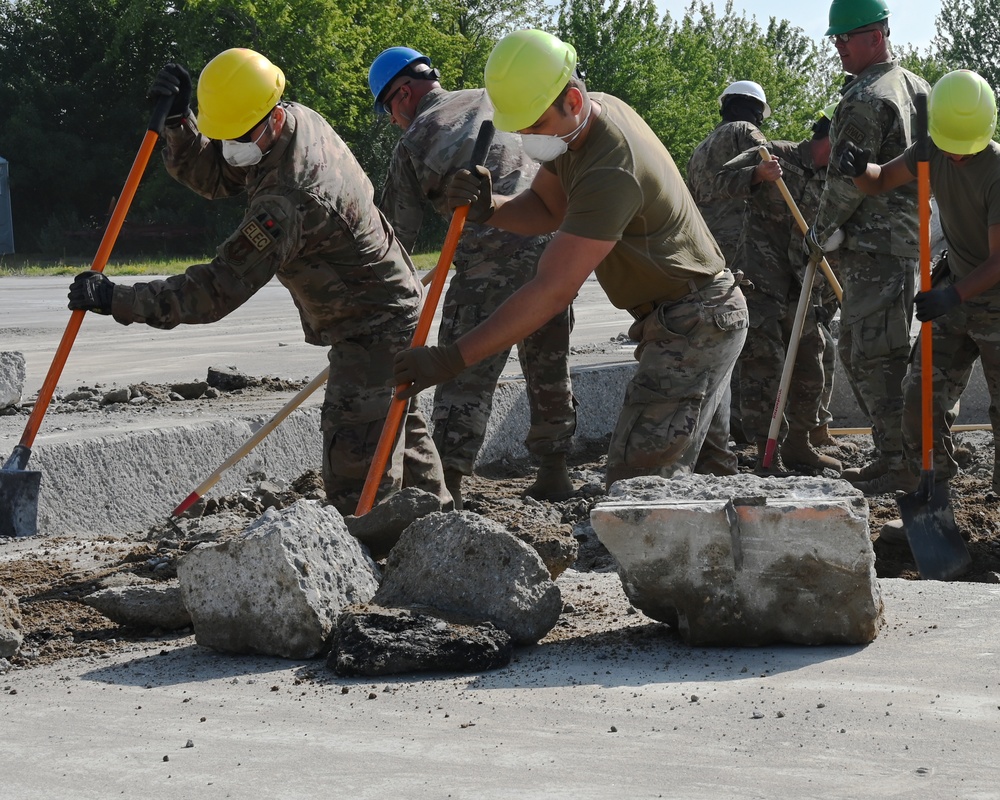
top-left (736, 279), bottom-right (829, 443)
top-left (606, 269), bottom-right (748, 487)
top-left (838, 251), bottom-right (917, 464)
top-left (321, 325), bottom-right (447, 515)
top-left (902, 289), bottom-right (1000, 491)
top-left (433, 243), bottom-right (576, 475)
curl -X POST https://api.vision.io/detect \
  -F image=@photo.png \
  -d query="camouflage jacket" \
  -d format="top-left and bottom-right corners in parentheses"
top-left (378, 87), bottom-right (546, 264)
top-left (814, 61), bottom-right (930, 257)
top-left (111, 103), bottom-right (421, 344)
top-left (686, 120), bottom-right (768, 267)
top-left (720, 138), bottom-right (820, 298)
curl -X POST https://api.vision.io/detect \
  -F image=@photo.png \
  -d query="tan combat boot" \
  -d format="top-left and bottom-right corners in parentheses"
top-left (523, 453), bottom-right (574, 502)
top-left (841, 457), bottom-right (887, 485)
top-left (810, 423), bottom-right (860, 456)
top-left (855, 463), bottom-right (919, 496)
top-left (780, 429), bottom-right (842, 474)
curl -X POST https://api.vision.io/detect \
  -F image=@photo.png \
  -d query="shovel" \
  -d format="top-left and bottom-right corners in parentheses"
top-left (354, 119), bottom-right (495, 516)
top-left (896, 93), bottom-right (970, 580)
top-left (0, 95), bottom-right (173, 537)
top-left (168, 366), bottom-right (330, 524)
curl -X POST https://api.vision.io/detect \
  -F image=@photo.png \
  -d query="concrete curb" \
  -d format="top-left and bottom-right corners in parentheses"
top-left (8, 358), bottom-right (993, 538)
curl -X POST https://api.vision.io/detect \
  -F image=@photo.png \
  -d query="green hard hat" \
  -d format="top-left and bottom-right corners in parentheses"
top-left (826, 0), bottom-right (890, 36)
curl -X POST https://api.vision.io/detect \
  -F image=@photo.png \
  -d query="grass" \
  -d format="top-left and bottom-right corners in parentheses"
top-left (0, 251), bottom-right (444, 276)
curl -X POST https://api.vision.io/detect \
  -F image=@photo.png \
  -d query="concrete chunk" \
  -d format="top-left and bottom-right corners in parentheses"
top-left (591, 475), bottom-right (881, 646)
top-left (177, 500), bottom-right (380, 658)
top-left (344, 488), bottom-right (443, 560)
top-left (329, 604), bottom-right (512, 676)
top-left (82, 582), bottom-right (191, 631)
top-left (0, 351), bottom-right (25, 409)
top-left (373, 511), bottom-right (562, 645)
top-left (0, 587), bottom-right (22, 659)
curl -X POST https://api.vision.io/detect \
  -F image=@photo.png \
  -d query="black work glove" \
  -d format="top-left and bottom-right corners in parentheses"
top-left (148, 63), bottom-right (192, 127)
top-left (67, 270), bottom-right (114, 315)
top-left (837, 140), bottom-right (873, 179)
top-left (914, 285), bottom-right (961, 322)
top-left (392, 344), bottom-right (466, 400)
top-left (446, 166), bottom-right (495, 223)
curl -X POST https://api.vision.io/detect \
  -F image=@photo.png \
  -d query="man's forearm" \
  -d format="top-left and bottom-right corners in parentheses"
top-left (488, 190), bottom-right (563, 237)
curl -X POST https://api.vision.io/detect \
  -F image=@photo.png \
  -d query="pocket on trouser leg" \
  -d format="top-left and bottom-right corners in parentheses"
top-left (608, 381), bottom-right (703, 480)
top-left (855, 302), bottom-right (911, 361)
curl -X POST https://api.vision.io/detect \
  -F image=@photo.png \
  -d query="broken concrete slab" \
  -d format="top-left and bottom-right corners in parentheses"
top-left (207, 365), bottom-right (253, 392)
top-left (328, 604), bottom-right (512, 676)
top-left (177, 499), bottom-right (380, 658)
top-left (373, 511), bottom-right (562, 645)
top-left (82, 582), bottom-right (191, 631)
top-left (0, 586), bottom-right (23, 658)
top-left (591, 474), bottom-right (880, 646)
top-left (0, 351), bottom-right (25, 410)
top-left (344, 487), bottom-right (443, 560)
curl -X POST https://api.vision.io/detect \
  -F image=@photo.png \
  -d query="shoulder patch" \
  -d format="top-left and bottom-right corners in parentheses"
top-left (241, 213), bottom-right (280, 252)
top-left (224, 212), bottom-right (283, 270)
top-left (841, 120), bottom-right (867, 147)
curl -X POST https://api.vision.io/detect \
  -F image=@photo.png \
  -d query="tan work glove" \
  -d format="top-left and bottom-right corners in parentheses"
top-left (393, 344), bottom-right (466, 400)
top-left (446, 165), bottom-right (495, 223)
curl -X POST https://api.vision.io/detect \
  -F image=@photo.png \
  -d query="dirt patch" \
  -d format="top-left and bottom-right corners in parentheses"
top-left (2, 432), bottom-right (998, 672)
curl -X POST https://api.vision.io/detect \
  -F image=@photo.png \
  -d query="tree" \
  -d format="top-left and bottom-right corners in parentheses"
top-left (934, 0), bottom-right (1000, 89)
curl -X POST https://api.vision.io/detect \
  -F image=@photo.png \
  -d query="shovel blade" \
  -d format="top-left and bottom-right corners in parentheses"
top-left (0, 467), bottom-right (42, 538)
top-left (896, 479), bottom-right (970, 581)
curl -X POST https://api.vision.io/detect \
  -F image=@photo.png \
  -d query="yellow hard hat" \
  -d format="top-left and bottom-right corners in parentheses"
top-left (484, 30), bottom-right (577, 132)
top-left (196, 48), bottom-right (286, 140)
top-left (928, 69), bottom-right (997, 155)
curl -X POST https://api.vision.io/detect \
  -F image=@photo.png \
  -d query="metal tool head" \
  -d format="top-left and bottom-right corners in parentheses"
top-left (896, 474), bottom-right (970, 581)
top-left (0, 444), bottom-right (41, 537)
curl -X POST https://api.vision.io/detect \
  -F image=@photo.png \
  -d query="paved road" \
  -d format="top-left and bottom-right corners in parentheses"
top-left (1, 273), bottom-right (637, 392)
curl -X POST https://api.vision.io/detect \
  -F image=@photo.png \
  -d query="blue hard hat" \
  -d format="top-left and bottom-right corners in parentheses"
top-left (368, 47), bottom-right (432, 113)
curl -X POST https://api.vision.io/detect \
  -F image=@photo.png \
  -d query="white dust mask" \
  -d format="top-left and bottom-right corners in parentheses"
top-left (520, 104), bottom-right (593, 162)
top-left (222, 120), bottom-right (270, 167)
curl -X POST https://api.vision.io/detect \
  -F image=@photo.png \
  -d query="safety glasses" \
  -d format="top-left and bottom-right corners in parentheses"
top-left (829, 26), bottom-right (882, 44)
top-left (380, 82), bottom-right (410, 115)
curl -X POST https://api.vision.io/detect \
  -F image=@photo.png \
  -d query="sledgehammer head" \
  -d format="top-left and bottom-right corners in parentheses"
top-left (0, 445), bottom-right (41, 537)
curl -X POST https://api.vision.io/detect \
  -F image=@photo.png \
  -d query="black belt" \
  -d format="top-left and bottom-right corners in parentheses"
top-left (627, 273), bottom-right (718, 321)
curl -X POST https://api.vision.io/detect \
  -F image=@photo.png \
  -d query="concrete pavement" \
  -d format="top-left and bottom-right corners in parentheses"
top-left (0, 572), bottom-right (997, 799)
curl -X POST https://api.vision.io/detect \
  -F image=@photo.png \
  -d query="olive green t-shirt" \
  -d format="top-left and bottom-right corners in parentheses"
top-left (903, 140), bottom-right (1000, 280)
top-left (543, 93), bottom-right (724, 309)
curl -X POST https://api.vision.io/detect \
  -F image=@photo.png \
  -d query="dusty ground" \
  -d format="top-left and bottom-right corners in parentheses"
top-left (2, 379), bottom-right (999, 674)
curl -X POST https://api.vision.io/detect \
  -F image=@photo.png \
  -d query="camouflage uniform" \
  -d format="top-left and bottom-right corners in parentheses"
top-left (718, 139), bottom-right (832, 443)
top-left (687, 121), bottom-right (768, 269)
top-left (813, 62), bottom-right (930, 468)
top-left (378, 87), bottom-right (576, 476)
top-left (109, 102), bottom-right (447, 513)
top-left (900, 142), bottom-right (1000, 491)
top-left (687, 120), bottom-right (768, 446)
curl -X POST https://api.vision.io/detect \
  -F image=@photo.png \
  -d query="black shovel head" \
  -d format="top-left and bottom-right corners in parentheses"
top-left (0, 444), bottom-right (41, 538)
top-left (896, 474), bottom-right (970, 581)
top-left (0, 468), bottom-right (41, 537)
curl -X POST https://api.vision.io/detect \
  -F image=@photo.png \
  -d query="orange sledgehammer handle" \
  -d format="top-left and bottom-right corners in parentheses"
top-left (355, 121), bottom-right (495, 516)
top-left (16, 96), bottom-right (173, 453)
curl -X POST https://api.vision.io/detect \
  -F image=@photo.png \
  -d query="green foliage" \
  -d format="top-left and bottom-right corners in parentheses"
top-left (556, 0), bottom-right (840, 168)
top-left (934, 0), bottom-right (1000, 89)
top-left (0, 0), bottom-right (984, 257)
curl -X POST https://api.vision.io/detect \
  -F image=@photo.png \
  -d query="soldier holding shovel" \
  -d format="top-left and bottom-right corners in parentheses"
top-left (67, 48), bottom-right (450, 514)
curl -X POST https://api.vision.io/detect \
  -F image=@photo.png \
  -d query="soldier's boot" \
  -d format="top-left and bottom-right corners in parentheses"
top-left (753, 438), bottom-right (785, 475)
top-left (810, 424), bottom-right (860, 456)
top-left (841, 457), bottom-right (887, 485)
top-left (878, 518), bottom-right (909, 546)
top-left (523, 453), bottom-right (574, 502)
top-left (781, 429), bottom-right (842, 474)
top-left (855, 463), bottom-right (919, 496)
top-left (444, 468), bottom-right (465, 512)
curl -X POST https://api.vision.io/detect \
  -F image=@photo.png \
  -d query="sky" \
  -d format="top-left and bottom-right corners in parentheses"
top-left (653, 0), bottom-right (942, 51)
